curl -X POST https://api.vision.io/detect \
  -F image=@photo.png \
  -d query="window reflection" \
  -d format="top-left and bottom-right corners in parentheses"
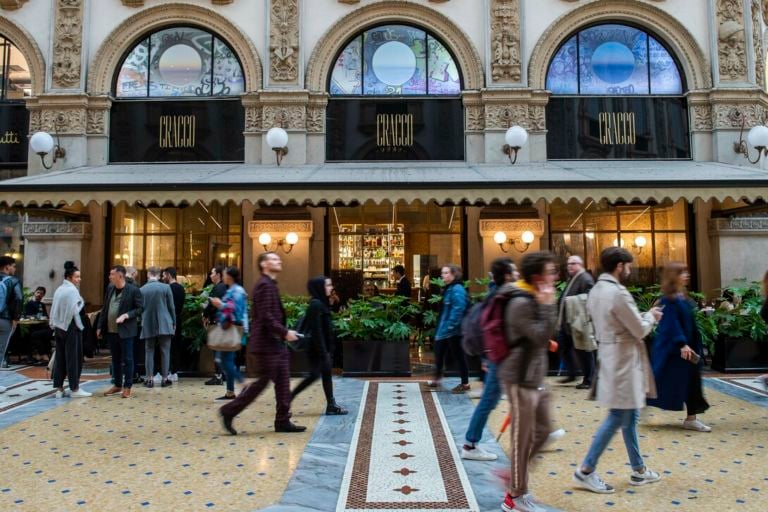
top-left (0, 37), bottom-right (32, 100)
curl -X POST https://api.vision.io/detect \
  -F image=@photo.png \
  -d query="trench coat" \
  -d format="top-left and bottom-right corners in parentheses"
top-left (587, 273), bottom-right (657, 410)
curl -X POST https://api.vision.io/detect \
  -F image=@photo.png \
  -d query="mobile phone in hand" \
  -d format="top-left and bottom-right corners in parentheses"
top-left (688, 351), bottom-right (701, 364)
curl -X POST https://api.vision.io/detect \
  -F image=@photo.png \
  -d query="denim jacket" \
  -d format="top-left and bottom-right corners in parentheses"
top-left (218, 284), bottom-right (249, 335)
top-left (435, 281), bottom-right (468, 341)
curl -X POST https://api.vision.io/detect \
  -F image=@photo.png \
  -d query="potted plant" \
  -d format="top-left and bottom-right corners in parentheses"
top-left (181, 285), bottom-right (211, 375)
top-left (709, 280), bottom-right (768, 372)
top-left (333, 295), bottom-right (419, 376)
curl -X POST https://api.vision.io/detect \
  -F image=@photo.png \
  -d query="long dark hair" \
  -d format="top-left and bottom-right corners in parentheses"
top-left (64, 261), bottom-right (79, 280)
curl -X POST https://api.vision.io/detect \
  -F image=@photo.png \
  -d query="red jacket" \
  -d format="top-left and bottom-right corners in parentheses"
top-left (249, 274), bottom-right (288, 354)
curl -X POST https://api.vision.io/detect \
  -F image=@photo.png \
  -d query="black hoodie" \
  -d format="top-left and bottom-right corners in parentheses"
top-left (306, 276), bottom-right (334, 355)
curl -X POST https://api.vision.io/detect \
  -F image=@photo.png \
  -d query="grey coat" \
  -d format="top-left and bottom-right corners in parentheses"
top-left (139, 279), bottom-right (176, 339)
top-left (587, 273), bottom-right (657, 410)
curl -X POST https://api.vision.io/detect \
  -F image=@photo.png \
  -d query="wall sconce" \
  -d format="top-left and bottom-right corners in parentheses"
top-left (493, 230), bottom-right (534, 253)
top-left (29, 120), bottom-right (67, 170)
top-left (265, 127), bottom-right (289, 166)
top-left (631, 235), bottom-right (647, 254)
top-left (258, 231), bottom-right (298, 254)
top-left (502, 125), bottom-right (528, 164)
top-left (733, 115), bottom-right (768, 164)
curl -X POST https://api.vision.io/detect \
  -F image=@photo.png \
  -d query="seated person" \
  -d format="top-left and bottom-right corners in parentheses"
top-left (25, 286), bottom-right (48, 318)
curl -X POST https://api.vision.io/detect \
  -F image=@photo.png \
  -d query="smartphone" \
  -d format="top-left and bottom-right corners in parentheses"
top-left (295, 333), bottom-right (305, 338)
top-left (688, 351), bottom-right (701, 365)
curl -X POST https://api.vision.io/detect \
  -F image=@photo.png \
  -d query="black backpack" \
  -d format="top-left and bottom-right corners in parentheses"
top-left (461, 300), bottom-right (488, 356)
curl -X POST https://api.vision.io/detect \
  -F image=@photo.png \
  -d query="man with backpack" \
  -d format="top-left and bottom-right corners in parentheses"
top-left (0, 255), bottom-right (23, 391)
top-left (497, 251), bottom-right (558, 512)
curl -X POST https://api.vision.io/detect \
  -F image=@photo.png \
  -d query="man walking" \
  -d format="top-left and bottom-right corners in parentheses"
top-left (163, 267), bottom-right (185, 380)
top-left (498, 251), bottom-right (558, 512)
top-left (573, 247), bottom-right (663, 494)
top-left (140, 267), bottom-right (176, 388)
top-left (0, 256), bottom-right (22, 391)
top-left (219, 252), bottom-right (303, 435)
top-left (97, 265), bottom-right (143, 399)
top-left (556, 255), bottom-right (595, 387)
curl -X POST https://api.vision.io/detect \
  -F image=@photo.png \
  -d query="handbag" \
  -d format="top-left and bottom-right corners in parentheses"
top-left (206, 323), bottom-right (243, 352)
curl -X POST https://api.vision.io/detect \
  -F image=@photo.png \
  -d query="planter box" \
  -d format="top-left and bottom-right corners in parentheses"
top-left (342, 339), bottom-right (411, 377)
top-left (711, 336), bottom-right (768, 373)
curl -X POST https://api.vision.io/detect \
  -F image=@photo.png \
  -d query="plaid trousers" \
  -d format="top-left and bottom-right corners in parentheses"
top-left (220, 349), bottom-right (291, 424)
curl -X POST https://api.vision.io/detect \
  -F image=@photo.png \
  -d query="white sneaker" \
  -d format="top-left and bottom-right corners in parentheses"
top-left (461, 444), bottom-right (498, 461)
top-left (468, 388), bottom-right (483, 399)
top-left (682, 418), bottom-right (711, 432)
top-left (500, 393), bottom-right (507, 400)
top-left (70, 388), bottom-right (92, 398)
top-left (573, 469), bottom-right (615, 494)
top-left (153, 373), bottom-right (162, 384)
top-left (501, 493), bottom-right (546, 512)
top-left (54, 389), bottom-right (70, 399)
top-left (170, 373), bottom-right (179, 382)
top-left (543, 428), bottom-right (566, 448)
top-left (629, 468), bottom-right (661, 486)
top-left (0, 385), bottom-right (6, 393)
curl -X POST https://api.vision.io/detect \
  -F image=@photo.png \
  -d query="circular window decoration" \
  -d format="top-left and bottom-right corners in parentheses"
top-left (157, 44), bottom-right (203, 87)
top-left (591, 42), bottom-right (635, 84)
top-left (372, 41), bottom-right (417, 86)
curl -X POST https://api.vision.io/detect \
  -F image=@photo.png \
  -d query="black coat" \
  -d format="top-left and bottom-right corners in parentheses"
top-left (557, 270), bottom-right (595, 334)
top-left (98, 283), bottom-right (143, 339)
top-left (306, 298), bottom-right (334, 356)
top-left (395, 277), bottom-right (412, 299)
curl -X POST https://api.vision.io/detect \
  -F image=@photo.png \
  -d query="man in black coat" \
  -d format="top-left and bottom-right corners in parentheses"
top-left (392, 265), bottom-right (411, 299)
top-left (97, 265), bottom-right (143, 398)
top-left (163, 267), bottom-right (186, 377)
top-left (556, 255), bottom-right (595, 388)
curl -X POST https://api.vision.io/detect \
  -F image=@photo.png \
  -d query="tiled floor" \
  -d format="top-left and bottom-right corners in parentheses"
top-left (0, 369), bottom-right (765, 512)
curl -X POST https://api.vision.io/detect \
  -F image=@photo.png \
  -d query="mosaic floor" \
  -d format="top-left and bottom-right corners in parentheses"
top-left (0, 368), bottom-right (765, 512)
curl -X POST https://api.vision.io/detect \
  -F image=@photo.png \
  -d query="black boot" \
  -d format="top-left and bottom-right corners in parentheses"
top-left (326, 400), bottom-right (348, 415)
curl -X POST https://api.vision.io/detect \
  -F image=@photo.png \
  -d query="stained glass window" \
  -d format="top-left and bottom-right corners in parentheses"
top-left (0, 37), bottom-right (32, 101)
top-left (115, 27), bottom-right (244, 98)
top-left (546, 24), bottom-right (683, 95)
top-left (329, 24), bottom-right (461, 96)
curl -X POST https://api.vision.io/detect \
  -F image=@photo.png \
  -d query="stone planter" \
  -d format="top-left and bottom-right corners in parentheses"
top-left (711, 337), bottom-right (768, 373)
top-left (342, 339), bottom-right (411, 377)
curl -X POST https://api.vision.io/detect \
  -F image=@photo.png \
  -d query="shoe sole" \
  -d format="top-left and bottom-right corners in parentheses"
top-left (572, 475), bottom-right (615, 494)
top-left (460, 454), bottom-right (498, 461)
top-left (629, 477), bottom-right (661, 486)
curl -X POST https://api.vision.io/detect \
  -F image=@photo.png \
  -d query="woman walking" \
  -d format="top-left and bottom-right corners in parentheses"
top-left (291, 276), bottom-right (347, 415)
top-left (647, 262), bottom-right (710, 432)
top-left (428, 264), bottom-right (470, 393)
top-left (209, 266), bottom-right (247, 401)
top-left (49, 262), bottom-right (91, 398)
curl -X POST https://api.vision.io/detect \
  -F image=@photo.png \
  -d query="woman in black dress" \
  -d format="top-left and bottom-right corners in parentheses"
top-left (291, 276), bottom-right (347, 415)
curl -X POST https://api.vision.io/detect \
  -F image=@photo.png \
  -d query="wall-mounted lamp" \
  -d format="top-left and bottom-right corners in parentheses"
top-left (265, 127), bottom-right (289, 166)
top-left (29, 122), bottom-right (66, 170)
top-left (502, 125), bottom-right (528, 164)
top-left (631, 235), bottom-right (647, 254)
top-left (493, 230), bottom-right (534, 253)
top-left (733, 115), bottom-right (768, 164)
top-left (258, 231), bottom-right (298, 254)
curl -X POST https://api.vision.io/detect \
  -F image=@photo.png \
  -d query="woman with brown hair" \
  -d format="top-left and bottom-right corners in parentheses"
top-left (647, 262), bottom-right (710, 431)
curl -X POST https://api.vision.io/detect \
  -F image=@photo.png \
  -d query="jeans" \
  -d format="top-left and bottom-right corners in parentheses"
top-left (557, 328), bottom-right (579, 378)
top-left (465, 361), bottom-right (501, 444)
top-left (107, 333), bottom-right (134, 388)
top-left (217, 351), bottom-right (243, 393)
top-left (0, 318), bottom-right (13, 366)
top-left (434, 335), bottom-right (469, 384)
top-left (582, 408), bottom-right (644, 472)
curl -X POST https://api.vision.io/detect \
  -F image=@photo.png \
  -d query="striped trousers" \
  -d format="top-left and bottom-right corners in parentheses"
top-left (220, 350), bottom-right (292, 424)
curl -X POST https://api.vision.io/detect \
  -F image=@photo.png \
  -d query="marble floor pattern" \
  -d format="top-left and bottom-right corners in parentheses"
top-left (0, 370), bottom-right (765, 512)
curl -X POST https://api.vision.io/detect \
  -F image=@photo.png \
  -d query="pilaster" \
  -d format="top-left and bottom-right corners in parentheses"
top-left (267, 0), bottom-right (300, 87)
top-left (258, 89), bottom-right (310, 165)
top-left (26, 94), bottom-right (89, 174)
top-left (481, 88), bottom-right (550, 163)
top-left (50, 0), bottom-right (85, 91)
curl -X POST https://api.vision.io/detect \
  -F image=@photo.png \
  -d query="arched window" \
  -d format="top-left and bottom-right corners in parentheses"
top-left (114, 26), bottom-right (244, 98)
top-left (0, 36), bottom-right (31, 101)
top-left (546, 24), bottom-right (684, 95)
top-left (329, 24), bottom-right (461, 96)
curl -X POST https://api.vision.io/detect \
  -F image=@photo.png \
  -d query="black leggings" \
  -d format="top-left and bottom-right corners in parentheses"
top-left (291, 352), bottom-right (334, 404)
top-left (434, 335), bottom-right (469, 385)
top-left (53, 321), bottom-right (83, 390)
top-left (686, 367), bottom-right (710, 416)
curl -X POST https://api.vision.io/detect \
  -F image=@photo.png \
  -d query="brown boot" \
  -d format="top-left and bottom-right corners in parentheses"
top-left (121, 388), bottom-right (132, 399)
top-left (103, 386), bottom-right (123, 396)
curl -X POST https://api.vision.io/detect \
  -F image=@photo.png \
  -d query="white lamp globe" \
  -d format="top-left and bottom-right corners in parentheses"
top-left (285, 232), bottom-right (299, 245)
top-left (493, 231), bottom-right (508, 244)
top-left (634, 235), bottom-right (647, 248)
top-left (504, 125), bottom-right (528, 148)
top-left (258, 233), bottom-right (272, 246)
top-left (521, 230), bottom-right (535, 245)
top-left (29, 131), bottom-right (54, 154)
top-left (265, 127), bottom-right (289, 150)
top-left (747, 125), bottom-right (768, 149)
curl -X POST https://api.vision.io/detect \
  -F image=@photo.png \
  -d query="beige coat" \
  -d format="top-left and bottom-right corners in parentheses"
top-left (587, 273), bottom-right (657, 410)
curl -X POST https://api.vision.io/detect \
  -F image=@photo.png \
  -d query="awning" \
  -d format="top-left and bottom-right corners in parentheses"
top-left (1, 161), bottom-right (767, 207)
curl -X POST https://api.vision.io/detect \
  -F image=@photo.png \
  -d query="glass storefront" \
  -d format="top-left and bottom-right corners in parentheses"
top-left (110, 201), bottom-right (242, 287)
top-left (549, 198), bottom-right (689, 284)
top-left (329, 201), bottom-right (462, 301)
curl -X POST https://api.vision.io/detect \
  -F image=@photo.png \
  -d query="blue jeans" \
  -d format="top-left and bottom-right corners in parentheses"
top-left (216, 351), bottom-right (243, 393)
top-left (582, 408), bottom-right (644, 472)
top-left (107, 333), bottom-right (134, 389)
top-left (465, 361), bottom-right (501, 444)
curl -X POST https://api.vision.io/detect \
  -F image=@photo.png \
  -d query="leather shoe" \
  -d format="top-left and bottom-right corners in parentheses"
top-left (274, 421), bottom-right (307, 433)
top-left (576, 382), bottom-right (591, 390)
top-left (558, 376), bottom-right (577, 384)
top-left (220, 412), bottom-right (237, 435)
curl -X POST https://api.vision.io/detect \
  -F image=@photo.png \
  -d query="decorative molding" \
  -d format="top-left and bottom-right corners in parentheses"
top-left (692, 104), bottom-right (713, 131)
top-left (713, 103), bottom-right (765, 129)
top-left (716, 0), bottom-right (747, 82)
top-left (269, 0), bottom-right (300, 84)
top-left (22, 222), bottom-right (92, 240)
top-left (0, 16), bottom-right (45, 96)
top-left (26, 94), bottom-right (88, 135)
top-left (490, 0), bottom-right (521, 83)
top-left (528, 0), bottom-right (711, 91)
top-left (263, 105), bottom-right (306, 131)
top-left (88, 3), bottom-right (262, 95)
top-left (306, 94), bottom-right (328, 133)
top-left (485, 105), bottom-right (528, 130)
top-left (122, 0), bottom-right (234, 5)
top-left (462, 91), bottom-right (484, 132)
top-left (751, 0), bottom-right (764, 89)
top-left (247, 220), bottom-right (314, 238)
top-left (86, 96), bottom-right (111, 136)
top-left (479, 219), bottom-right (544, 237)
top-left (51, 0), bottom-right (84, 89)
top-left (480, 89), bottom-right (550, 131)
top-left (306, 1), bottom-right (484, 92)
top-left (709, 217), bottom-right (768, 235)
top-left (0, 0), bottom-right (28, 9)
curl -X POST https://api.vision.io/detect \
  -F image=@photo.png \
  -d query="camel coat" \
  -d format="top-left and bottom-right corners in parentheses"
top-left (587, 273), bottom-right (657, 410)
